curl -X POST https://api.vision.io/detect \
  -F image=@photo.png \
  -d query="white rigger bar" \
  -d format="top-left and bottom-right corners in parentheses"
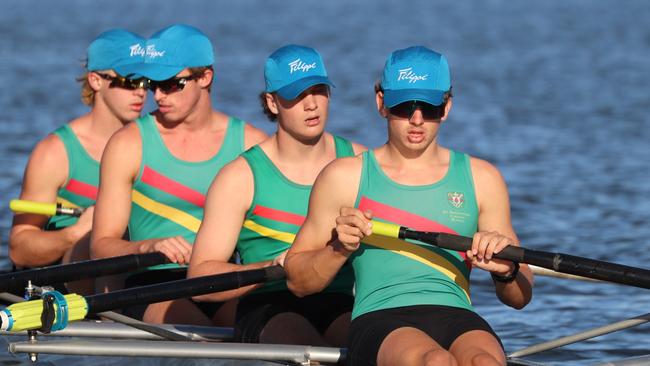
top-left (9, 339), bottom-right (345, 365)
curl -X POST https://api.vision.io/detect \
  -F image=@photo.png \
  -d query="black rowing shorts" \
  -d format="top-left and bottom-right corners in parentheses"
top-left (121, 268), bottom-right (224, 321)
top-left (347, 304), bottom-right (501, 366)
top-left (235, 291), bottom-right (353, 343)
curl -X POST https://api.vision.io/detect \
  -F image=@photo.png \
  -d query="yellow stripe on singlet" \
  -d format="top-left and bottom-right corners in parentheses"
top-left (243, 219), bottom-right (296, 245)
top-left (362, 234), bottom-right (471, 302)
top-left (131, 190), bottom-right (201, 233)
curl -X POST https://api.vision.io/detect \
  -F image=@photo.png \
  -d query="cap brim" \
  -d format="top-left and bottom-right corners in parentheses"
top-left (276, 76), bottom-right (335, 100)
top-left (112, 64), bottom-right (144, 79)
top-left (116, 63), bottom-right (184, 81)
top-left (383, 89), bottom-right (446, 108)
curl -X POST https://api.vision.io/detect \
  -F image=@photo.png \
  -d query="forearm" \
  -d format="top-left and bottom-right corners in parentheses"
top-left (9, 227), bottom-right (83, 267)
top-left (494, 264), bottom-right (534, 309)
top-left (286, 242), bottom-right (350, 297)
top-left (90, 236), bottom-right (159, 259)
top-left (189, 260), bottom-right (272, 302)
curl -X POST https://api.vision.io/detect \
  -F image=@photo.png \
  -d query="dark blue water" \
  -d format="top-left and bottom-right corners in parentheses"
top-left (1, 1), bottom-right (649, 365)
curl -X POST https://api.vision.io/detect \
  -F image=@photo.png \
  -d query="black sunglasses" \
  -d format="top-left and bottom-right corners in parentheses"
top-left (96, 73), bottom-right (148, 90)
top-left (148, 73), bottom-right (202, 94)
top-left (388, 100), bottom-right (444, 120)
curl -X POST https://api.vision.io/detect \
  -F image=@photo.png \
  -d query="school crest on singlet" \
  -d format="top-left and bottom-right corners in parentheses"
top-left (447, 192), bottom-right (465, 209)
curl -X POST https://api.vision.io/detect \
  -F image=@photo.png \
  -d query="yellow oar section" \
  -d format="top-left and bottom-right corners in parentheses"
top-left (9, 199), bottom-right (83, 217)
top-left (371, 220), bottom-right (401, 238)
top-left (0, 294), bottom-right (87, 332)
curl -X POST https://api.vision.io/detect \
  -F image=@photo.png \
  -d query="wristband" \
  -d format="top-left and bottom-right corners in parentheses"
top-left (491, 262), bottom-right (520, 283)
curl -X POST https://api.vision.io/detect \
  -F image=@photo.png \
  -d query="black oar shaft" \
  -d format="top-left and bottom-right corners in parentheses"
top-left (0, 253), bottom-right (167, 293)
top-left (529, 250), bottom-right (650, 289)
top-left (86, 265), bottom-right (286, 314)
top-left (401, 229), bottom-right (521, 260)
top-left (402, 229), bottom-right (650, 290)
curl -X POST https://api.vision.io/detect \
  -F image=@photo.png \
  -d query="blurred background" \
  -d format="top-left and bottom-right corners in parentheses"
top-left (1, 1), bottom-right (649, 364)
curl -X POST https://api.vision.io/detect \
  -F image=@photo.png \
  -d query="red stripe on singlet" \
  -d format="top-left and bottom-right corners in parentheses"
top-left (65, 179), bottom-right (98, 200)
top-left (252, 205), bottom-right (305, 226)
top-left (141, 166), bottom-right (206, 208)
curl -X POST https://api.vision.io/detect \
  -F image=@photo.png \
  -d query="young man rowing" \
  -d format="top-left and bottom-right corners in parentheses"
top-left (90, 24), bottom-right (266, 325)
top-left (188, 45), bottom-right (364, 345)
top-left (9, 29), bottom-right (147, 294)
top-left (285, 46), bottom-right (533, 365)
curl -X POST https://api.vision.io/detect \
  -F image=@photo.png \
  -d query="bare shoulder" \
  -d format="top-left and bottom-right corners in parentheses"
top-left (21, 133), bottom-right (68, 194)
top-left (468, 155), bottom-right (512, 215)
top-left (205, 156), bottom-right (254, 210)
top-left (103, 122), bottom-right (141, 157)
top-left (468, 155), bottom-right (507, 187)
top-left (112, 120), bottom-right (140, 139)
top-left (100, 122), bottom-right (141, 181)
top-left (212, 156), bottom-right (253, 186)
top-left (321, 155), bottom-right (363, 179)
top-left (313, 155), bottom-right (364, 200)
top-left (242, 121), bottom-right (269, 148)
top-left (29, 132), bottom-right (68, 168)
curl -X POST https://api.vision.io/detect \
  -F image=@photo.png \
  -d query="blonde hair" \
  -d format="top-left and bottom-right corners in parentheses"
top-left (78, 58), bottom-right (95, 106)
top-left (77, 71), bottom-right (95, 106)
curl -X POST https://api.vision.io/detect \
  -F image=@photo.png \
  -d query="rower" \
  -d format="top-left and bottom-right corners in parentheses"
top-left (8, 29), bottom-right (148, 295)
top-left (285, 46), bottom-right (534, 366)
top-left (89, 24), bottom-right (267, 326)
top-left (187, 45), bottom-right (365, 346)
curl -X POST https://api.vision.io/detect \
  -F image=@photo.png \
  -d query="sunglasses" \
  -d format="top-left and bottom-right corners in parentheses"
top-left (96, 73), bottom-right (149, 90)
top-left (148, 73), bottom-right (202, 94)
top-left (388, 100), bottom-right (444, 120)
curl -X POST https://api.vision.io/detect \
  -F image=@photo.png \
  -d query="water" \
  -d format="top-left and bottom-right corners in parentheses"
top-left (1, 0), bottom-right (649, 364)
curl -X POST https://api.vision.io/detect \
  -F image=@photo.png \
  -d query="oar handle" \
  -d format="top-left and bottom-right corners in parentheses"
top-left (399, 228), bottom-right (524, 262)
top-left (10, 199), bottom-right (83, 217)
top-left (370, 220), bottom-right (525, 261)
top-left (416, 231), bottom-right (526, 262)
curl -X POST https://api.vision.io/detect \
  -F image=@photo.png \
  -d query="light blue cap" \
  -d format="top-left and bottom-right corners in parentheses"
top-left (87, 29), bottom-right (146, 76)
top-left (264, 45), bottom-right (334, 100)
top-left (118, 24), bottom-right (214, 81)
top-left (381, 46), bottom-right (451, 107)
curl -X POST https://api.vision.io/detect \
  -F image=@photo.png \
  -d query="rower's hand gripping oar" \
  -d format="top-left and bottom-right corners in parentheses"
top-left (0, 265), bottom-right (286, 333)
top-left (10, 199), bottom-right (84, 217)
top-left (371, 221), bottom-right (650, 290)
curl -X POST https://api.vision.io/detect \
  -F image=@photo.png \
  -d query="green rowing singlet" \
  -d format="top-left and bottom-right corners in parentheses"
top-left (351, 149), bottom-right (479, 319)
top-left (46, 125), bottom-right (99, 230)
top-left (129, 114), bottom-right (245, 270)
top-left (237, 135), bottom-right (356, 294)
